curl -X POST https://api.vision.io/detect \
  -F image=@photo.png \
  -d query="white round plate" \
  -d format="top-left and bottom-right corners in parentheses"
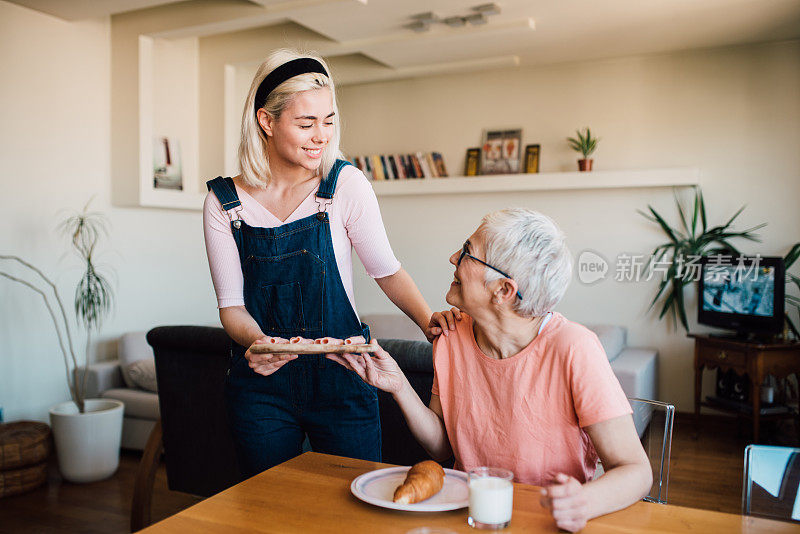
top-left (350, 466), bottom-right (469, 512)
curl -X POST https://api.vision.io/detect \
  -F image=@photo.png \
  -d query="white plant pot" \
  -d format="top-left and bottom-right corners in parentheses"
top-left (49, 398), bottom-right (124, 483)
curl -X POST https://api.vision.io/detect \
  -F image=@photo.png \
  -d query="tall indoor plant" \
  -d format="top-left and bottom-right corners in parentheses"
top-left (785, 243), bottom-right (800, 339)
top-left (639, 187), bottom-right (765, 331)
top-left (0, 200), bottom-right (123, 482)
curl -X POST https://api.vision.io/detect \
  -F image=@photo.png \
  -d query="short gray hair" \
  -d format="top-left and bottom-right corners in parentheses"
top-left (479, 208), bottom-right (572, 317)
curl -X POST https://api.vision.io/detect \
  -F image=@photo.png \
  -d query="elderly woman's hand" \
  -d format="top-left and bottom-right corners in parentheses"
top-left (425, 307), bottom-right (462, 342)
top-left (326, 341), bottom-right (405, 394)
top-left (540, 473), bottom-right (590, 533)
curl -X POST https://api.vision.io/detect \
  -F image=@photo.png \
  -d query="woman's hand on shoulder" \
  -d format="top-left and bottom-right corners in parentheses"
top-left (540, 473), bottom-right (589, 533)
top-left (326, 340), bottom-right (405, 394)
top-left (425, 307), bottom-right (462, 342)
top-left (244, 336), bottom-right (298, 376)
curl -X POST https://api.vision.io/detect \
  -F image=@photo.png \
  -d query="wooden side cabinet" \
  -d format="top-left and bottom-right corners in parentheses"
top-left (691, 334), bottom-right (800, 442)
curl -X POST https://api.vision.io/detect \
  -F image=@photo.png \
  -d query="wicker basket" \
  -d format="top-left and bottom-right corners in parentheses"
top-left (0, 462), bottom-right (48, 498)
top-left (0, 421), bottom-right (52, 470)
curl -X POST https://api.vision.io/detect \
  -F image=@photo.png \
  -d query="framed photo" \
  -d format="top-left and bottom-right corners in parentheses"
top-left (464, 148), bottom-right (480, 176)
top-left (481, 129), bottom-right (522, 175)
top-left (524, 144), bottom-right (541, 173)
top-left (153, 136), bottom-right (183, 190)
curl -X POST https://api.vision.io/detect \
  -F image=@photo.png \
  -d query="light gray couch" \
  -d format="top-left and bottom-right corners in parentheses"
top-left (362, 314), bottom-right (659, 435)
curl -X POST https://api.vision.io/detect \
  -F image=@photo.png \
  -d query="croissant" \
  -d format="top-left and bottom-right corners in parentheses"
top-left (393, 461), bottom-right (445, 504)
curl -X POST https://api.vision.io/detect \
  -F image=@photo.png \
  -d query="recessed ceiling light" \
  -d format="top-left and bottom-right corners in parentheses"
top-left (410, 11), bottom-right (439, 23)
top-left (405, 20), bottom-right (430, 32)
top-left (465, 13), bottom-right (488, 25)
top-left (472, 3), bottom-right (501, 16)
top-left (405, 6), bottom-right (500, 32)
top-left (443, 16), bottom-right (467, 27)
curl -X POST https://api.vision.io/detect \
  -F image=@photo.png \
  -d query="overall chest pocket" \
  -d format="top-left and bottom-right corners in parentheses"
top-left (261, 281), bottom-right (304, 333)
top-left (243, 249), bottom-right (324, 336)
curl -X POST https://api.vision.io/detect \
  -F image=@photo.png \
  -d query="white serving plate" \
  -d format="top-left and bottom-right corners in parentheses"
top-left (350, 466), bottom-right (469, 512)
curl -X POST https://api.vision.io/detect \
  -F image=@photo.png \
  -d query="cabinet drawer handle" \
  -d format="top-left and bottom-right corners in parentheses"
top-left (718, 351), bottom-right (727, 360)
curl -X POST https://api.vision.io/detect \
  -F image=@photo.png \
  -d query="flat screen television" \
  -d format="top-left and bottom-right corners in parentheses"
top-left (697, 255), bottom-right (785, 338)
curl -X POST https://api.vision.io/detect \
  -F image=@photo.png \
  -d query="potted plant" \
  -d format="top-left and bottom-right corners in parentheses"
top-left (639, 187), bottom-right (765, 331)
top-left (567, 127), bottom-right (599, 171)
top-left (784, 244), bottom-right (800, 339)
top-left (0, 200), bottom-right (121, 483)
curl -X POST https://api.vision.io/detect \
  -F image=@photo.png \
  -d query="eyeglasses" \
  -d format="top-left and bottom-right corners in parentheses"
top-left (457, 241), bottom-right (523, 301)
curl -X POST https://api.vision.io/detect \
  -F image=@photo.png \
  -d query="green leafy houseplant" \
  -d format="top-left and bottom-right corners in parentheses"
top-left (785, 244), bottom-right (800, 339)
top-left (567, 127), bottom-right (599, 158)
top-left (639, 187), bottom-right (765, 331)
top-left (0, 200), bottom-right (114, 413)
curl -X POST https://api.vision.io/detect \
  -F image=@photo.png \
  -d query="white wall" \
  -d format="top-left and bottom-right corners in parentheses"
top-left (337, 40), bottom-right (800, 411)
top-left (0, 2), bottom-right (219, 422)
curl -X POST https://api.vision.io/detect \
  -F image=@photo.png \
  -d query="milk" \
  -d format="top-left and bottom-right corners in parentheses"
top-left (468, 476), bottom-right (514, 526)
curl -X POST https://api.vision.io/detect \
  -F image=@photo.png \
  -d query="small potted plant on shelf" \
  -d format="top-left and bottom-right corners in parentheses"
top-left (0, 199), bottom-right (121, 483)
top-left (567, 127), bottom-right (599, 171)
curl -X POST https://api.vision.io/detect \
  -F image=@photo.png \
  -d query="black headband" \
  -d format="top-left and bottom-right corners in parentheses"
top-left (253, 58), bottom-right (329, 117)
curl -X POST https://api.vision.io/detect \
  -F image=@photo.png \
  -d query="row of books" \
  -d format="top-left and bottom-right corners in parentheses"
top-left (350, 152), bottom-right (449, 180)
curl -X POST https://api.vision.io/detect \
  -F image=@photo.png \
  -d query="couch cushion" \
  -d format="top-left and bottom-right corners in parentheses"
top-left (377, 339), bottom-right (433, 374)
top-left (101, 387), bottom-right (159, 420)
top-left (585, 325), bottom-right (626, 361)
top-left (118, 331), bottom-right (155, 388)
top-left (127, 359), bottom-right (158, 392)
top-left (608, 348), bottom-right (658, 401)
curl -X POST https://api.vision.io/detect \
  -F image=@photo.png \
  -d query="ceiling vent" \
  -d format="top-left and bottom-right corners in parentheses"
top-left (406, 3), bottom-right (501, 32)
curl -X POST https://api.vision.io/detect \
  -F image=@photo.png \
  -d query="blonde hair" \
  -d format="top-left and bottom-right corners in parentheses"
top-left (238, 49), bottom-right (342, 188)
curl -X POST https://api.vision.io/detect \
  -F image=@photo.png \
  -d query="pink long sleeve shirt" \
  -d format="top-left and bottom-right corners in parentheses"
top-left (203, 165), bottom-right (401, 317)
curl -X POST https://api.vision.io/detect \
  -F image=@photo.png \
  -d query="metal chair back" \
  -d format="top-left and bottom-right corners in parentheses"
top-left (743, 444), bottom-right (800, 522)
top-left (629, 397), bottom-right (675, 504)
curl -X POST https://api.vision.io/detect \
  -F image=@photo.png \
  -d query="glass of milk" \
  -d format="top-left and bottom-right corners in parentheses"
top-left (467, 467), bottom-right (514, 529)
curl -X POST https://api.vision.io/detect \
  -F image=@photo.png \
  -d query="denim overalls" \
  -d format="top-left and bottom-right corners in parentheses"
top-left (207, 160), bottom-right (381, 478)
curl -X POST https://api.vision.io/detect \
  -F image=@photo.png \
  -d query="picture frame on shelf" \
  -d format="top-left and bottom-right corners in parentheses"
top-left (153, 136), bottom-right (183, 190)
top-left (481, 128), bottom-right (522, 175)
top-left (465, 147), bottom-right (480, 176)
top-left (431, 152), bottom-right (448, 177)
top-left (524, 144), bottom-right (541, 173)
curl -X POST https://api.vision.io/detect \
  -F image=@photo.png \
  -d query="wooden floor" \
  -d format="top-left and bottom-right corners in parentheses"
top-left (0, 413), bottom-right (796, 533)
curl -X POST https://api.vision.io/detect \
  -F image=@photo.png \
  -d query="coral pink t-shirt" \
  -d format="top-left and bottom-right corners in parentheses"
top-left (431, 312), bottom-right (631, 486)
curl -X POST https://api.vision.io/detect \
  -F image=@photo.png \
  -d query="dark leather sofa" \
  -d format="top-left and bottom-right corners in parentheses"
top-left (146, 326), bottom-right (440, 498)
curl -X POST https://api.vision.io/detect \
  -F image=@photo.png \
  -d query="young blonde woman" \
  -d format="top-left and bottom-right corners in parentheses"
top-left (203, 49), bottom-right (453, 477)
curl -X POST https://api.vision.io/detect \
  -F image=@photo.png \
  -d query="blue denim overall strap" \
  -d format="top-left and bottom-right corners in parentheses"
top-left (315, 159), bottom-right (351, 199)
top-left (206, 161), bottom-right (381, 476)
top-left (206, 176), bottom-right (240, 209)
top-left (207, 177), bottom-right (245, 248)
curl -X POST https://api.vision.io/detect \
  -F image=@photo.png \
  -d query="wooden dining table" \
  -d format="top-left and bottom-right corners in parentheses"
top-left (141, 452), bottom-right (798, 533)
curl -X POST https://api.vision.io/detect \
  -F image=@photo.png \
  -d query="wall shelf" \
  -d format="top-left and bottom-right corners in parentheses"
top-left (126, 168), bottom-right (699, 210)
top-left (370, 168), bottom-right (699, 197)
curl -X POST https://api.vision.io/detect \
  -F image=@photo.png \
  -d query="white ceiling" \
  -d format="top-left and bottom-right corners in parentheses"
top-left (9, 0), bottom-right (800, 70)
top-left (6, 0), bottom-right (198, 20)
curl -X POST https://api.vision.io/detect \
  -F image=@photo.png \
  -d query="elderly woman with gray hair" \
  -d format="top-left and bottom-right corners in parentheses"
top-left (328, 208), bottom-right (652, 532)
